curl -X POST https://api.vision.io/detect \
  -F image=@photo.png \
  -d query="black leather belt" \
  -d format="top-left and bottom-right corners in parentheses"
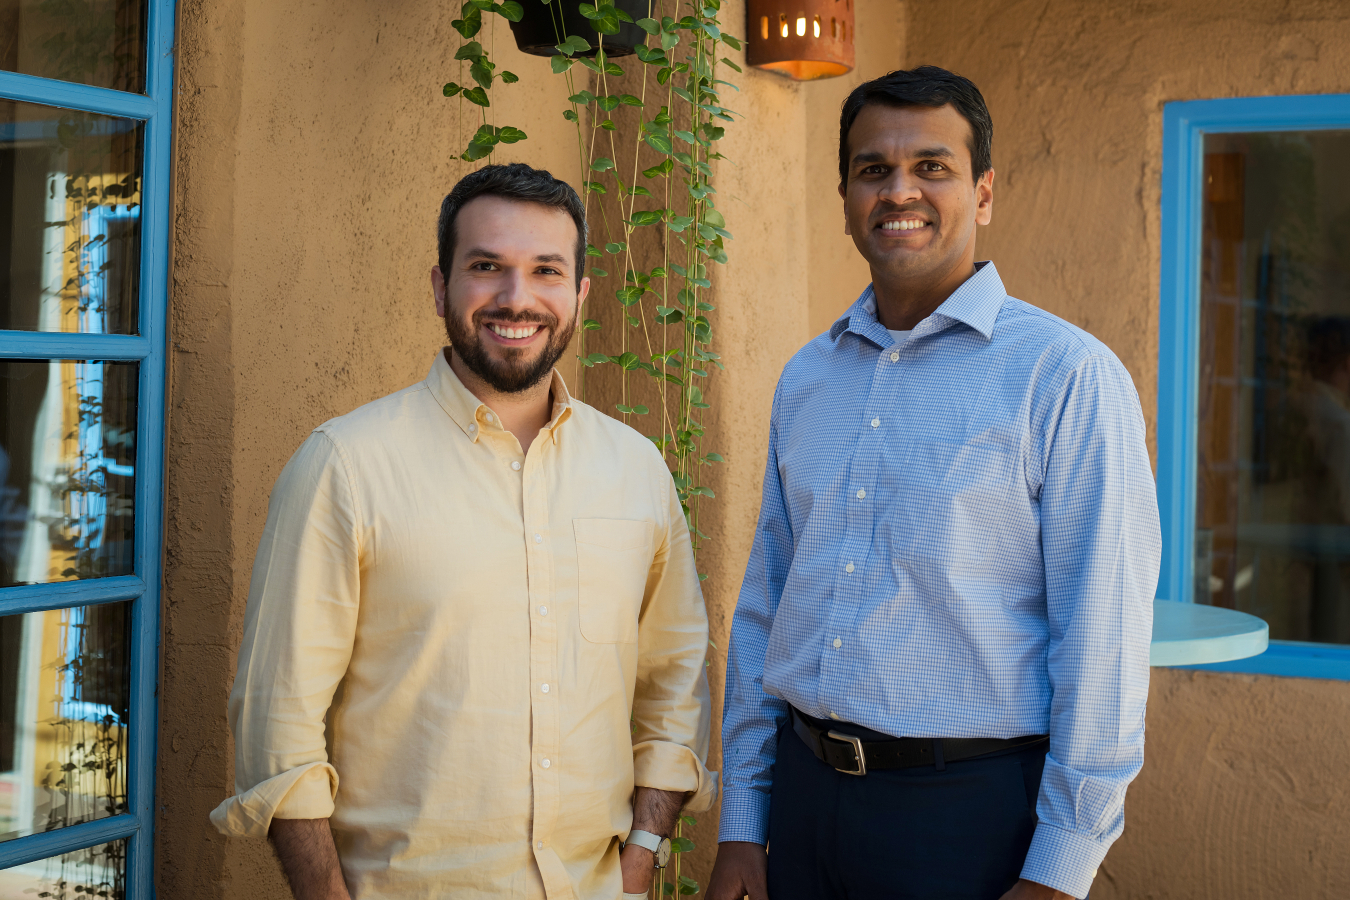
top-left (791, 707), bottom-right (1048, 776)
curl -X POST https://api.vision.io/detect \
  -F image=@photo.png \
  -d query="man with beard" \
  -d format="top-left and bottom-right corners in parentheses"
top-left (707, 68), bottom-right (1159, 900)
top-left (211, 163), bottom-right (716, 900)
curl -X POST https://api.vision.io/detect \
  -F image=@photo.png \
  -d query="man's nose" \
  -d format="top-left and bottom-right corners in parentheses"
top-left (494, 269), bottom-right (532, 312)
top-left (877, 170), bottom-right (923, 206)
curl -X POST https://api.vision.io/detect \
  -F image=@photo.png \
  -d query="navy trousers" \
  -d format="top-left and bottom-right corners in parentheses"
top-left (766, 718), bottom-right (1052, 900)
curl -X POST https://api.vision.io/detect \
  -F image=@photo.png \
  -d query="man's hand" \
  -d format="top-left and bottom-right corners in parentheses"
top-left (269, 817), bottom-right (352, 900)
top-left (625, 786), bottom-right (688, 895)
top-left (706, 840), bottom-right (769, 900)
top-left (998, 878), bottom-right (1075, 900)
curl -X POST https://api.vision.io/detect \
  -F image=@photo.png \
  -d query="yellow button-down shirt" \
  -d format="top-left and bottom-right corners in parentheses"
top-left (211, 350), bottom-right (716, 900)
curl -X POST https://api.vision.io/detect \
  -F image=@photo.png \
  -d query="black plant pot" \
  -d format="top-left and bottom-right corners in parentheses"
top-left (509, 0), bottom-right (649, 58)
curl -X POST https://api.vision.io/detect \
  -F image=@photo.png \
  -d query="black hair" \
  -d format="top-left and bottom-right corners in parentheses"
top-left (838, 65), bottom-right (993, 186)
top-left (436, 163), bottom-right (588, 289)
top-left (1307, 317), bottom-right (1350, 382)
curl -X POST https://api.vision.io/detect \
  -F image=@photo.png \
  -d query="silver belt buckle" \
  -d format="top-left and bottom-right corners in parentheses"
top-left (826, 730), bottom-right (867, 776)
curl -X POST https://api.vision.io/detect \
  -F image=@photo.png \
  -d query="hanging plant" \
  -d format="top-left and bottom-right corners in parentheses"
top-left (443, 0), bottom-right (740, 891)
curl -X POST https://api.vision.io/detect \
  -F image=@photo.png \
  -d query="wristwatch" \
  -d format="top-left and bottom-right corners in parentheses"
top-left (622, 829), bottom-right (671, 869)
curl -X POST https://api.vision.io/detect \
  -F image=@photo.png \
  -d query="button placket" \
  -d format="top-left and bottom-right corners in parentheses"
top-left (523, 446), bottom-right (560, 855)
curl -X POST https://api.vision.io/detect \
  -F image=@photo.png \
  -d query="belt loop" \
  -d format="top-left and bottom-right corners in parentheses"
top-left (933, 739), bottom-right (946, 772)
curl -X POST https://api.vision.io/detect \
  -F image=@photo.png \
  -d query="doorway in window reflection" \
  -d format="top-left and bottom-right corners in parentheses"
top-left (1198, 129), bottom-right (1350, 644)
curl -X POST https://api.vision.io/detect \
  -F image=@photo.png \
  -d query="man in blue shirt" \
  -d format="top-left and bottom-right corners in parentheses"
top-left (706, 67), bottom-right (1160, 900)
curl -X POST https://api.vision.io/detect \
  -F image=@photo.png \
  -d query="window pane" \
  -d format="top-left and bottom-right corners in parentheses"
top-left (0, 360), bottom-right (136, 586)
top-left (0, 0), bottom-right (146, 93)
top-left (0, 99), bottom-right (143, 334)
top-left (0, 837), bottom-right (126, 898)
top-left (0, 601), bottom-right (129, 842)
top-left (1197, 130), bottom-right (1350, 644)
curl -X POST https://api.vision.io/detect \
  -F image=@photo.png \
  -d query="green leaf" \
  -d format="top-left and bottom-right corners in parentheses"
top-left (643, 159), bottom-right (675, 178)
top-left (668, 215), bottom-right (694, 233)
top-left (578, 352), bottom-right (610, 367)
top-left (644, 133), bottom-right (674, 154)
top-left (583, 180), bottom-right (607, 194)
top-left (614, 351), bottom-right (641, 370)
top-left (657, 66), bottom-right (673, 85)
top-left (637, 16), bottom-right (660, 34)
top-left (470, 57), bottom-right (495, 89)
top-left (674, 129), bottom-right (695, 144)
top-left (497, 125), bottom-right (527, 143)
top-left (672, 85), bottom-right (694, 102)
top-left (591, 157), bottom-right (616, 172)
top-left (605, 241), bottom-right (628, 254)
top-left (604, 60), bottom-right (624, 75)
top-left (628, 209), bottom-right (665, 227)
top-left (619, 94), bottom-right (643, 107)
top-left (590, 267), bottom-right (609, 277)
top-left (586, 244), bottom-right (604, 257)
top-left (443, 82), bottom-right (463, 97)
top-left (628, 185), bottom-right (652, 196)
top-left (582, 318), bottom-right (602, 331)
top-left (720, 56), bottom-right (743, 73)
top-left (497, 0), bottom-right (524, 20)
top-left (597, 95), bottom-right (621, 112)
top-left (702, 123), bottom-right (725, 141)
top-left (705, 452), bottom-right (724, 462)
top-left (563, 109), bottom-right (579, 121)
top-left (615, 8), bottom-right (634, 23)
top-left (551, 54), bottom-right (575, 74)
top-left (660, 30), bottom-right (679, 51)
top-left (703, 209), bottom-right (726, 229)
top-left (463, 86), bottom-right (490, 107)
top-left (569, 90), bottom-right (597, 105)
top-left (722, 33), bottom-right (743, 50)
top-left (452, 5), bottom-right (483, 37)
top-left (579, 56), bottom-right (603, 73)
top-left (656, 306), bottom-right (684, 324)
top-left (616, 403), bottom-right (650, 415)
top-left (635, 45), bottom-right (667, 64)
top-left (454, 41), bottom-right (485, 60)
top-left (461, 140), bottom-right (494, 161)
top-left (500, 70), bottom-right (519, 83)
top-left (578, 2), bottom-right (600, 18)
top-left (557, 34), bottom-right (592, 55)
top-left (701, 20), bottom-right (721, 39)
top-left (671, 836), bottom-right (696, 853)
top-left (616, 286), bottom-right (644, 306)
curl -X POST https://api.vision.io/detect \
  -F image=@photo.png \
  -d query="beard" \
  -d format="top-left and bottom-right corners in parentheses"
top-left (444, 304), bottom-right (575, 394)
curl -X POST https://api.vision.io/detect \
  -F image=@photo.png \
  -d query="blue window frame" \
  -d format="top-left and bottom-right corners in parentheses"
top-left (1159, 93), bottom-right (1350, 681)
top-left (0, 0), bottom-right (176, 894)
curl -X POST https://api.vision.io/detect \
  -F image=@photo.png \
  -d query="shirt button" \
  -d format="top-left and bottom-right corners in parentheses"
top-left (534, 533), bottom-right (543, 544)
top-left (541, 683), bottom-right (550, 693)
top-left (829, 712), bottom-right (841, 720)
top-left (538, 841), bottom-right (544, 850)
top-left (538, 605), bottom-right (548, 616)
top-left (468, 423), bottom-right (477, 433)
top-left (833, 637), bottom-right (842, 649)
top-left (856, 489), bottom-right (866, 500)
top-left (541, 758), bottom-right (551, 769)
top-left (485, 412), bottom-right (495, 423)
top-left (890, 351), bottom-right (900, 362)
top-left (511, 461), bottom-right (522, 471)
top-left (871, 418), bottom-right (880, 428)
top-left (845, 562), bottom-right (855, 574)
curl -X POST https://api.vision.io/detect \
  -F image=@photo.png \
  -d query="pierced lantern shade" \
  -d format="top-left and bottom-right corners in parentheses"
top-left (746, 0), bottom-right (855, 80)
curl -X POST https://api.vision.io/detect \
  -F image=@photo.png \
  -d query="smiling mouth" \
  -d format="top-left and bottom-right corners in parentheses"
top-left (486, 322), bottom-right (543, 341)
top-left (879, 219), bottom-right (929, 232)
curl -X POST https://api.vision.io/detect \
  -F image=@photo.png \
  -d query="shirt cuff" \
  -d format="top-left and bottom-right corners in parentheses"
top-left (716, 787), bottom-right (771, 845)
top-left (209, 761), bottom-right (339, 838)
top-left (1019, 820), bottom-right (1109, 899)
top-left (632, 740), bottom-right (719, 813)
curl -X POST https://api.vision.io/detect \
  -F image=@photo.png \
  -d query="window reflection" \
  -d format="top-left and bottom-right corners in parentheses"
top-left (1198, 130), bottom-right (1350, 644)
top-left (0, 837), bottom-right (126, 899)
top-left (0, 602), bottom-right (129, 843)
top-left (0, 0), bottom-right (145, 92)
top-left (0, 360), bottom-right (136, 587)
top-left (1, 99), bottom-right (143, 334)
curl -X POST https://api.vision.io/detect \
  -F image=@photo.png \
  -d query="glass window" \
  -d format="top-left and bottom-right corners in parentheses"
top-left (1, 99), bottom-right (143, 334)
top-left (0, 359), bottom-right (137, 587)
top-left (0, 837), bottom-right (126, 899)
top-left (0, 601), bottom-right (129, 841)
top-left (0, 0), bottom-right (146, 93)
top-left (1197, 129), bottom-right (1350, 645)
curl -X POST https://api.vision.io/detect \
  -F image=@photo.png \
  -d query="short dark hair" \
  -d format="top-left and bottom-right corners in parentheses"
top-left (1308, 317), bottom-right (1350, 382)
top-left (838, 66), bottom-right (993, 186)
top-left (437, 163), bottom-right (588, 289)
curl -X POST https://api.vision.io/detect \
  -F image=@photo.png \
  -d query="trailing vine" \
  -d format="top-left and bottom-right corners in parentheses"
top-left (443, 0), bottom-right (740, 891)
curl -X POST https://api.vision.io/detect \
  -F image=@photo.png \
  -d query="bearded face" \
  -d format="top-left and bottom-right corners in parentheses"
top-left (443, 302), bottom-right (576, 394)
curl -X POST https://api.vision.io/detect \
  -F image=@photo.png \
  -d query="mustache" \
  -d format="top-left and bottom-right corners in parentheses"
top-left (872, 203), bottom-right (939, 222)
top-left (474, 310), bottom-right (557, 327)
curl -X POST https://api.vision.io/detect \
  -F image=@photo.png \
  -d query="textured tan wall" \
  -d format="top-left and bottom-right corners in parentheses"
top-left (904, 1), bottom-right (1350, 898)
top-left (163, 3), bottom-right (579, 896)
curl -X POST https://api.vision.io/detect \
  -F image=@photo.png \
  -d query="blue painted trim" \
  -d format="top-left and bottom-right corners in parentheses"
top-left (0, 3), bottom-right (176, 892)
top-left (0, 575), bottom-right (145, 617)
top-left (0, 69), bottom-right (155, 119)
top-left (0, 332), bottom-right (151, 360)
top-left (0, 815), bottom-right (139, 869)
top-left (0, 70), bottom-right (156, 120)
top-left (1177, 640), bottom-right (1350, 682)
top-left (1156, 92), bottom-right (1350, 683)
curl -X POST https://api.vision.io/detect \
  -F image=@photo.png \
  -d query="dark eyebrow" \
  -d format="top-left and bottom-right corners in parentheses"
top-left (851, 146), bottom-right (958, 168)
top-left (533, 253), bottom-right (568, 265)
top-left (462, 248), bottom-right (503, 260)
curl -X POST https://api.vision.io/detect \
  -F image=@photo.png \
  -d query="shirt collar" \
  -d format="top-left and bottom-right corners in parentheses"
top-left (829, 260), bottom-right (1008, 346)
top-left (426, 348), bottom-right (574, 444)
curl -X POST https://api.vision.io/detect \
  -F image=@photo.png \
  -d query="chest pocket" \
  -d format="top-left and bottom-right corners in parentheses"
top-left (896, 439), bottom-right (1016, 568)
top-left (574, 518), bottom-right (655, 643)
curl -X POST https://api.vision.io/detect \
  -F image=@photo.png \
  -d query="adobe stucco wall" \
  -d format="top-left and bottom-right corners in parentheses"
top-left (163, 2), bottom-right (580, 896)
top-left (905, 0), bottom-right (1350, 897)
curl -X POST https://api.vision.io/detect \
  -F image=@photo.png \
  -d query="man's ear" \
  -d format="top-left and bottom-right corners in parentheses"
top-left (975, 169), bottom-right (995, 227)
top-left (432, 266), bottom-right (448, 318)
top-left (839, 181), bottom-right (851, 236)
top-left (577, 276), bottom-right (591, 308)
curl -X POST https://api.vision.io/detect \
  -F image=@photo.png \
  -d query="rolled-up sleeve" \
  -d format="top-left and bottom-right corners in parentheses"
top-left (1020, 355), bottom-right (1161, 898)
top-left (210, 430), bottom-right (362, 838)
top-left (631, 467), bottom-right (718, 812)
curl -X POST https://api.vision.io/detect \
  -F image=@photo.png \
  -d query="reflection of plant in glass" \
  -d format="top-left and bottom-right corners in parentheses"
top-left (32, 837), bottom-right (126, 900)
top-left (25, 0), bottom-right (144, 92)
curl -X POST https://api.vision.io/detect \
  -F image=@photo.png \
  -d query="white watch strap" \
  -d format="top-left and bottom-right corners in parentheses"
top-left (624, 830), bottom-right (663, 854)
top-left (621, 893), bottom-right (649, 900)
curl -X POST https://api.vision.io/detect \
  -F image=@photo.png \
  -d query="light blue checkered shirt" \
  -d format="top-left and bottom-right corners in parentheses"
top-left (719, 262), bottom-right (1161, 899)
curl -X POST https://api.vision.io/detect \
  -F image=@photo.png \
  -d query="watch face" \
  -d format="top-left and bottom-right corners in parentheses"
top-left (656, 837), bottom-right (671, 869)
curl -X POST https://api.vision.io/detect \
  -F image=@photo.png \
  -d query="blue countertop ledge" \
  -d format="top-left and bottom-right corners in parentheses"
top-left (1150, 599), bottom-right (1269, 667)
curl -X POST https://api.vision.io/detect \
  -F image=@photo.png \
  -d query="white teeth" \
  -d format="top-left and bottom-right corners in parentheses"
top-left (489, 323), bottom-right (540, 339)
top-left (882, 220), bottom-right (927, 231)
